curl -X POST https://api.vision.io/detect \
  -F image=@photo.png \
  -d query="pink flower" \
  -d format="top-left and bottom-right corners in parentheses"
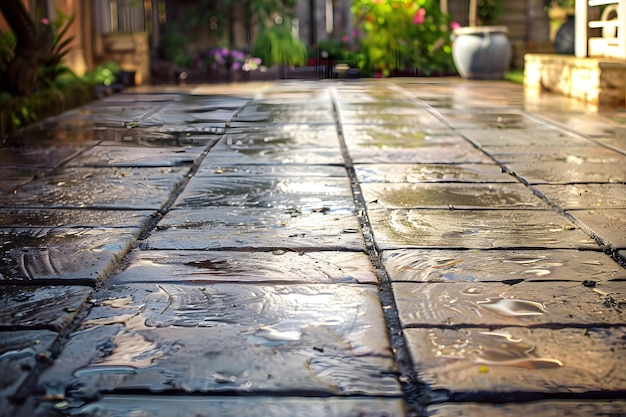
top-left (41, 17), bottom-right (50, 25)
top-left (450, 21), bottom-right (461, 30)
top-left (342, 35), bottom-right (350, 43)
top-left (413, 8), bottom-right (425, 25)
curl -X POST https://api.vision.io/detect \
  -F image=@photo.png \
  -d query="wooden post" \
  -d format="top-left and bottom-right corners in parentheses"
top-left (469, 0), bottom-right (477, 26)
top-left (575, 0), bottom-right (588, 57)
top-left (440, 0), bottom-right (448, 14)
top-left (619, 0), bottom-right (626, 59)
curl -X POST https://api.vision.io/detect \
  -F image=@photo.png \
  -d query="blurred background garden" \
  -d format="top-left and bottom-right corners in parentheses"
top-left (0, 0), bottom-right (584, 134)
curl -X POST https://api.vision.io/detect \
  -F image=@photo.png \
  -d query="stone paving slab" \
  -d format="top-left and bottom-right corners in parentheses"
top-left (218, 124), bottom-right (341, 148)
top-left (568, 209), bottom-right (626, 249)
top-left (0, 167), bottom-right (38, 194)
top-left (347, 142), bottom-right (491, 164)
top-left (233, 104), bottom-right (335, 123)
top-left (0, 285), bottom-right (91, 330)
top-left (426, 400), bottom-right (626, 417)
top-left (340, 126), bottom-right (462, 148)
top-left (2, 167), bottom-right (188, 210)
top-left (0, 208), bottom-right (154, 228)
top-left (0, 227), bottom-right (138, 283)
top-left (460, 128), bottom-right (592, 148)
top-left (437, 111), bottom-right (543, 130)
top-left (171, 176), bottom-right (354, 209)
top-left (393, 281), bottom-right (626, 327)
top-left (361, 183), bottom-right (547, 209)
top-left (0, 147), bottom-right (84, 169)
top-left (37, 283), bottom-right (401, 400)
top-left (339, 110), bottom-right (451, 128)
top-left (110, 250), bottom-right (378, 285)
top-left (404, 326), bottom-right (626, 399)
top-left (369, 209), bottom-right (598, 250)
top-left (145, 207), bottom-right (364, 251)
top-left (0, 329), bottom-right (59, 413)
top-left (65, 143), bottom-right (207, 167)
top-left (33, 395), bottom-right (406, 417)
top-left (204, 147), bottom-right (345, 166)
top-left (381, 248), bottom-right (626, 282)
top-left (535, 184), bottom-right (626, 209)
top-left (197, 163), bottom-right (348, 178)
top-left (487, 145), bottom-right (619, 162)
top-left (354, 163), bottom-right (516, 184)
top-left (503, 161), bottom-right (626, 185)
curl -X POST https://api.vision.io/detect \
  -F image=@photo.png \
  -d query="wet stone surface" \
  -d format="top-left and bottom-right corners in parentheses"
top-left (382, 249), bottom-right (626, 282)
top-left (460, 128), bottom-right (591, 148)
top-left (0, 227), bottom-right (138, 283)
top-left (393, 281), bottom-right (626, 327)
top-left (535, 184), bottom-right (626, 209)
top-left (404, 326), bottom-right (626, 399)
top-left (145, 207), bottom-right (364, 251)
top-left (111, 250), bottom-right (377, 285)
top-left (354, 163), bottom-right (516, 184)
top-left (3, 167), bottom-right (188, 210)
top-left (37, 283), bottom-right (401, 401)
top-left (65, 143), bottom-right (207, 167)
top-left (0, 208), bottom-right (154, 228)
top-left (502, 161), bottom-right (626, 184)
top-left (198, 163), bottom-right (348, 178)
top-left (568, 209), bottom-right (626, 249)
top-left (34, 395), bottom-right (406, 417)
top-left (426, 400), bottom-right (626, 417)
top-left (0, 285), bottom-right (91, 330)
top-left (172, 176), bottom-right (354, 210)
top-left (361, 183), bottom-right (547, 209)
top-left (0, 330), bottom-right (59, 412)
top-left (368, 209), bottom-right (598, 250)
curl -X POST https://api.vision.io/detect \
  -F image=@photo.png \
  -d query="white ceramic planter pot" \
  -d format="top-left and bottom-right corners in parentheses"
top-left (452, 26), bottom-right (512, 80)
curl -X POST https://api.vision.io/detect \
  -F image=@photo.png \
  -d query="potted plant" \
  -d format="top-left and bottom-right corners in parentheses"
top-left (451, 0), bottom-right (511, 79)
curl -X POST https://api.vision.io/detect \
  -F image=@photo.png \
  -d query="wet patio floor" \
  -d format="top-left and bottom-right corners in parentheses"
top-left (1, 79), bottom-right (625, 417)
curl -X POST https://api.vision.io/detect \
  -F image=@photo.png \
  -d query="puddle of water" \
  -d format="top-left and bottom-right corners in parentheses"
top-left (476, 298), bottom-right (547, 317)
top-left (473, 331), bottom-right (563, 369)
top-left (73, 365), bottom-right (137, 377)
top-left (247, 325), bottom-right (302, 347)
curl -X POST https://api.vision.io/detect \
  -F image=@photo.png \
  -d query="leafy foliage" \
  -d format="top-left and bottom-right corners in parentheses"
top-left (38, 10), bottom-right (78, 88)
top-left (351, 0), bottom-right (456, 76)
top-left (252, 24), bottom-right (307, 67)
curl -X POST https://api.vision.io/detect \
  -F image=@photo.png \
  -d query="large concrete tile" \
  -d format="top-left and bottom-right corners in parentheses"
top-left (66, 143), bottom-right (206, 167)
top-left (503, 161), bottom-right (626, 184)
top-left (354, 163), bottom-right (514, 183)
top-left (460, 128), bottom-right (589, 148)
top-left (487, 145), bottom-right (617, 163)
top-left (568, 209), bottom-right (626, 249)
top-left (382, 249), bottom-right (626, 282)
top-left (205, 148), bottom-right (345, 166)
top-left (0, 208), bottom-right (154, 228)
top-left (0, 227), bottom-right (139, 284)
top-left (348, 143), bottom-right (491, 164)
top-left (0, 285), bottom-right (92, 330)
top-left (404, 326), bottom-right (626, 399)
top-left (37, 283), bottom-right (400, 399)
top-left (2, 167), bottom-right (187, 210)
top-left (535, 184), bottom-right (626, 209)
top-left (340, 126), bottom-right (458, 148)
top-left (393, 281), bottom-right (626, 327)
top-left (369, 209), bottom-right (598, 250)
top-left (145, 207), bottom-right (364, 251)
top-left (426, 400), bottom-right (626, 417)
top-left (0, 167), bottom-right (38, 194)
top-left (0, 330), bottom-right (58, 412)
top-left (340, 110), bottom-right (450, 127)
top-left (361, 183), bottom-right (547, 209)
top-left (172, 176), bottom-right (354, 209)
top-left (0, 147), bottom-right (82, 169)
top-left (234, 102), bottom-right (335, 123)
top-left (111, 250), bottom-right (377, 284)
top-left (197, 163), bottom-right (348, 178)
top-left (36, 395), bottom-right (407, 417)
top-left (216, 124), bottom-right (341, 148)
top-left (439, 111), bottom-right (542, 130)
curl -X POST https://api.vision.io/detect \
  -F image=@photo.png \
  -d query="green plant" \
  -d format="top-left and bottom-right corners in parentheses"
top-left (38, 10), bottom-right (78, 88)
top-left (252, 24), bottom-right (307, 67)
top-left (158, 29), bottom-right (193, 68)
top-left (351, 0), bottom-right (455, 76)
top-left (476, 0), bottom-right (503, 26)
top-left (82, 61), bottom-right (121, 86)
